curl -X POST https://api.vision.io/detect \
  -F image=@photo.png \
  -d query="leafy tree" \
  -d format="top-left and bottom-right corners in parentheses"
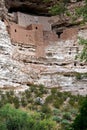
top-left (0, 104), bottom-right (57, 130)
top-left (72, 98), bottom-right (87, 130)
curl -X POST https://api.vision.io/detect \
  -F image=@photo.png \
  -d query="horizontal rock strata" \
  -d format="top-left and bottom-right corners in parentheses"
top-left (0, 20), bottom-right (87, 95)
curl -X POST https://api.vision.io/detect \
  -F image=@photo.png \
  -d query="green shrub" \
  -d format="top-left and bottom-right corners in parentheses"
top-left (21, 98), bottom-right (27, 107)
top-left (51, 88), bottom-right (57, 95)
top-left (49, 3), bottom-right (66, 16)
top-left (29, 84), bottom-right (37, 92)
top-left (63, 112), bottom-right (72, 121)
top-left (25, 90), bottom-right (31, 99)
top-left (45, 95), bottom-right (53, 104)
top-left (53, 116), bottom-right (61, 123)
top-left (41, 105), bottom-right (51, 115)
top-left (27, 98), bottom-right (33, 103)
top-left (56, 91), bottom-right (63, 98)
top-left (69, 98), bottom-right (76, 107)
top-left (13, 96), bottom-right (20, 108)
top-left (78, 95), bottom-right (86, 106)
top-left (0, 104), bottom-right (57, 130)
top-left (61, 119), bottom-right (71, 130)
top-left (53, 98), bottom-right (63, 108)
top-left (53, 108), bottom-right (61, 116)
top-left (70, 108), bottom-right (78, 115)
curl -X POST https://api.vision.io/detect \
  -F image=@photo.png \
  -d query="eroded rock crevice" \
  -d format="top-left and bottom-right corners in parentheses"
top-left (5, 0), bottom-right (50, 16)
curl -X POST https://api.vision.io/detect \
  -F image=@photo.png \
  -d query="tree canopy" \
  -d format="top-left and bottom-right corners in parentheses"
top-left (72, 98), bottom-right (87, 130)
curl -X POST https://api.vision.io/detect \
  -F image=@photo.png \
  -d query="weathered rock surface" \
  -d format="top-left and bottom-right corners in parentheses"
top-left (5, 0), bottom-right (51, 16)
top-left (4, 0), bottom-right (84, 25)
top-left (0, 20), bottom-right (30, 92)
top-left (0, 0), bottom-right (87, 95)
top-left (4, 0), bottom-right (83, 16)
top-left (0, 19), bottom-right (87, 95)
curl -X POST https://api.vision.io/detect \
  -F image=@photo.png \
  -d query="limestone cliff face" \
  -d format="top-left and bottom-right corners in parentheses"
top-left (0, 0), bottom-right (87, 95)
top-left (4, 0), bottom-right (83, 16)
top-left (4, 0), bottom-right (84, 20)
top-left (0, 19), bottom-right (87, 95)
top-left (0, 20), bottom-right (31, 91)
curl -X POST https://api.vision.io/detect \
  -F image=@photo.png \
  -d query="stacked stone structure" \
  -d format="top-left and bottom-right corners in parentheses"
top-left (5, 12), bottom-right (80, 58)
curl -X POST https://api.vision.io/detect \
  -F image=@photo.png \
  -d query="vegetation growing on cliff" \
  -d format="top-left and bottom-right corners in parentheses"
top-left (75, 0), bottom-right (87, 22)
top-left (49, 3), bottom-right (66, 16)
top-left (45, 0), bottom-right (83, 16)
top-left (76, 37), bottom-right (87, 62)
top-left (0, 84), bottom-right (86, 130)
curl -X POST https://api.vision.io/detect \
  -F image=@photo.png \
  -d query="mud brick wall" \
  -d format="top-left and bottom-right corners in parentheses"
top-left (61, 27), bottom-right (78, 40)
top-left (9, 22), bottom-right (36, 45)
top-left (43, 31), bottom-right (58, 43)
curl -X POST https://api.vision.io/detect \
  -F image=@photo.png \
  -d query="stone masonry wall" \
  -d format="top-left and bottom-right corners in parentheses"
top-left (17, 12), bottom-right (51, 31)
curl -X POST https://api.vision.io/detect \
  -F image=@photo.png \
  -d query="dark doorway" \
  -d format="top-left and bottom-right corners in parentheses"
top-left (56, 31), bottom-right (63, 38)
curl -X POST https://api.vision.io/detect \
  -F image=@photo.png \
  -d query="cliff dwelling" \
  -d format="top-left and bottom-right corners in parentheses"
top-left (5, 11), bottom-right (79, 58)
